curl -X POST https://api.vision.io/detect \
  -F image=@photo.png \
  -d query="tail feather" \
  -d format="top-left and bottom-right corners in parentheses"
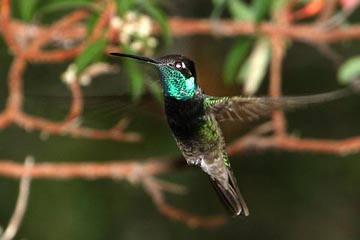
top-left (210, 168), bottom-right (249, 217)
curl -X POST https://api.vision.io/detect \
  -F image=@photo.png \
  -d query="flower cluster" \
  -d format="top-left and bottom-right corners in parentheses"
top-left (111, 11), bottom-right (158, 55)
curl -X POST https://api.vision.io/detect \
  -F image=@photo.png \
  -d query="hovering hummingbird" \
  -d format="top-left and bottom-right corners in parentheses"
top-left (110, 52), bottom-right (355, 216)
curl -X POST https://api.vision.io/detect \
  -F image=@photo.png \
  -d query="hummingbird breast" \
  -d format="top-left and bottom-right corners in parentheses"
top-left (164, 96), bottom-right (206, 141)
top-left (164, 95), bottom-right (229, 186)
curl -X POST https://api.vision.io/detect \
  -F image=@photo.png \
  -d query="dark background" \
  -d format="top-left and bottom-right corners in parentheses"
top-left (1, 1), bottom-right (360, 240)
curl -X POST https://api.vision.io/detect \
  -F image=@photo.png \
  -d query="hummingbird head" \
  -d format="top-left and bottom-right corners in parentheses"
top-left (110, 53), bottom-right (198, 100)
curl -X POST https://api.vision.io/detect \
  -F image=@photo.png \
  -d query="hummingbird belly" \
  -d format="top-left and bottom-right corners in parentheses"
top-left (170, 113), bottom-right (230, 187)
top-left (164, 96), bottom-right (230, 187)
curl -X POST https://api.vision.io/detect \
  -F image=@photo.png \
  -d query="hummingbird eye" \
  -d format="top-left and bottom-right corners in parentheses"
top-left (174, 61), bottom-right (185, 69)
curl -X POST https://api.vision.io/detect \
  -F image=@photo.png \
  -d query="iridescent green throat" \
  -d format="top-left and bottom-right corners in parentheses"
top-left (158, 65), bottom-right (197, 100)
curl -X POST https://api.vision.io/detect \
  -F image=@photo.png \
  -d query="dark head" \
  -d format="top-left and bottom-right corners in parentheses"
top-left (110, 53), bottom-right (198, 100)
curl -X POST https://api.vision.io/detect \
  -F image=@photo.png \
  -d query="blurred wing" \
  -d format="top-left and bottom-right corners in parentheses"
top-left (24, 93), bottom-right (160, 124)
top-left (205, 87), bottom-right (352, 122)
top-left (205, 96), bottom-right (285, 122)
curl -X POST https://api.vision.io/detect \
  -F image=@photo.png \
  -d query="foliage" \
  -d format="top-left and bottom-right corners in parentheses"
top-left (338, 56), bottom-right (360, 84)
top-left (13, 0), bottom-right (359, 98)
top-left (215, 0), bottom-right (274, 93)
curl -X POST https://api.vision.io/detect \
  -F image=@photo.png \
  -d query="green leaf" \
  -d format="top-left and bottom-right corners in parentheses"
top-left (241, 37), bottom-right (271, 94)
top-left (228, 0), bottom-right (254, 21)
top-left (119, 45), bottom-right (146, 100)
top-left (74, 39), bottom-right (107, 74)
top-left (271, 0), bottom-right (289, 14)
top-left (338, 56), bottom-right (360, 85)
top-left (124, 60), bottom-right (144, 101)
top-left (210, 0), bottom-right (227, 20)
top-left (86, 12), bottom-right (100, 36)
top-left (36, 1), bottom-right (94, 18)
top-left (253, 0), bottom-right (272, 23)
top-left (212, 0), bottom-right (226, 7)
top-left (18, 0), bottom-right (39, 21)
top-left (143, 2), bottom-right (172, 46)
top-left (224, 38), bottom-right (253, 84)
top-left (116, 0), bottom-right (135, 16)
top-left (145, 78), bottom-right (162, 103)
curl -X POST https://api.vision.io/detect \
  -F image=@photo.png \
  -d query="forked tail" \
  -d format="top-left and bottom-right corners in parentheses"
top-left (210, 168), bottom-right (249, 216)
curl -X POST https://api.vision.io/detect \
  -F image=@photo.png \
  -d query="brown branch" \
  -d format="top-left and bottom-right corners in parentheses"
top-left (65, 81), bottom-right (83, 121)
top-left (0, 0), bottom-right (22, 54)
top-left (6, 130), bottom-right (360, 180)
top-left (268, 6), bottom-right (289, 136)
top-left (2, 18), bottom-right (360, 56)
top-left (0, 157), bottom-right (226, 227)
top-left (166, 18), bottom-right (360, 42)
top-left (316, 0), bottom-right (338, 23)
top-left (15, 113), bottom-right (141, 141)
top-left (143, 175), bottom-right (227, 228)
top-left (0, 158), bottom-right (179, 179)
top-left (0, 55), bottom-right (139, 141)
top-left (1, 132), bottom-right (360, 227)
top-left (0, 2), bottom-right (139, 142)
top-left (227, 135), bottom-right (360, 156)
top-left (269, 35), bottom-right (287, 136)
top-left (25, 9), bottom-right (89, 57)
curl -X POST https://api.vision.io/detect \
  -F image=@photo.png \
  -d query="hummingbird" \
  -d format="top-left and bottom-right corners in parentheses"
top-left (110, 52), bottom-right (356, 217)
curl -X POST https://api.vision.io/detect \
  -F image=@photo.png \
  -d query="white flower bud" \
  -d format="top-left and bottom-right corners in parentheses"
top-left (125, 11), bottom-right (137, 22)
top-left (122, 22), bottom-right (137, 37)
top-left (137, 15), bottom-right (152, 37)
top-left (147, 37), bottom-right (158, 48)
top-left (119, 32), bottom-right (130, 44)
top-left (130, 40), bottom-right (144, 52)
top-left (111, 16), bottom-right (123, 30)
top-left (79, 75), bottom-right (91, 86)
top-left (61, 64), bottom-right (77, 85)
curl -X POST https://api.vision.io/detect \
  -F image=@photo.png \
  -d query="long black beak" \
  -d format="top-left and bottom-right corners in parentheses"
top-left (110, 52), bottom-right (159, 64)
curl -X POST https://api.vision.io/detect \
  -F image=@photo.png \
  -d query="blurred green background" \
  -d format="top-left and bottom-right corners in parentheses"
top-left (1, 0), bottom-right (360, 240)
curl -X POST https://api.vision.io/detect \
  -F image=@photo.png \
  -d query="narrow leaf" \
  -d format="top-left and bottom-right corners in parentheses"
top-left (86, 12), bottom-right (100, 36)
top-left (210, 0), bottom-right (227, 20)
top-left (224, 38), bottom-right (253, 84)
top-left (18, 0), bottom-right (39, 21)
top-left (338, 56), bottom-right (360, 85)
top-left (143, 2), bottom-right (172, 46)
top-left (36, 1), bottom-right (94, 18)
top-left (253, 0), bottom-right (272, 23)
top-left (75, 39), bottom-right (107, 74)
top-left (271, 0), bottom-right (290, 14)
top-left (116, 0), bottom-right (135, 16)
top-left (145, 78), bottom-right (162, 103)
top-left (124, 60), bottom-right (144, 101)
top-left (242, 37), bottom-right (271, 95)
top-left (228, 0), bottom-right (254, 21)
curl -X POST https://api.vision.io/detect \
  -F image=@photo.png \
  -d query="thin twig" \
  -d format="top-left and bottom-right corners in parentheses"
top-left (269, 5), bottom-right (289, 136)
top-left (318, 2), bottom-right (360, 30)
top-left (142, 176), bottom-right (227, 228)
top-left (0, 158), bottom-right (179, 179)
top-left (0, 156), bottom-right (33, 240)
top-left (316, 0), bottom-right (338, 23)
